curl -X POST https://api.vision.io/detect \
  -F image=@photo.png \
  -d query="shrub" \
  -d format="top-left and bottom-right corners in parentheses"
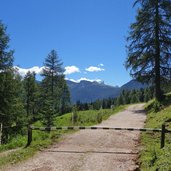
top-left (96, 112), bottom-right (102, 123)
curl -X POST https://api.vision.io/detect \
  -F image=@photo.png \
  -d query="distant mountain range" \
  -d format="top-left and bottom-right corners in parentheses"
top-left (66, 79), bottom-right (147, 103)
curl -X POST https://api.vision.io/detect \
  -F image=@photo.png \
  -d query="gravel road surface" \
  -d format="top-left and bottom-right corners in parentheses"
top-left (3, 104), bottom-right (146, 171)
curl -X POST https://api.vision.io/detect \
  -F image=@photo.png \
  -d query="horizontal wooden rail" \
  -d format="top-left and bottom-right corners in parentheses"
top-left (26, 124), bottom-right (171, 148)
top-left (30, 126), bottom-right (171, 133)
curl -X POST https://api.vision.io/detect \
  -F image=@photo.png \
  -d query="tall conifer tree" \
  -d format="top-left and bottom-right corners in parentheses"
top-left (24, 71), bottom-right (37, 123)
top-left (0, 21), bottom-right (14, 143)
top-left (125, 0), bottom-right (171, 101)
top-left (0, 21), bottom-right (26, 143)
top-left (41, 50), bottom-right (70, 127)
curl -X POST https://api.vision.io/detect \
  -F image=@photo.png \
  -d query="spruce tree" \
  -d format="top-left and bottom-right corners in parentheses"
top-left (116, 95), bottom-right (124, 106)
top-left (58, 75), bottom-right (71, 114)
top-left (42, 50), bottom-right (64, 96)
top-left (10, 72), bottom-right (27, 136)
top-left (125, 0), bottom-right (171, 101)
top-left (0, 22), bottom-right (13, 70)
top-left (23, 71), bottom-right (37, 123)
top-left (0, 21), bottom-right (15, 143)
top-left (41, 50), bottom-right (69, 127)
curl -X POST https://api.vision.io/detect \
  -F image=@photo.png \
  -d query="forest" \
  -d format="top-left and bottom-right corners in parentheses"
top-left (0, 19), bottom-right (156, 145)
top-left (0, 20), bottom-right (72, 144)
top-left (0, 0), bottom-right (171, 170)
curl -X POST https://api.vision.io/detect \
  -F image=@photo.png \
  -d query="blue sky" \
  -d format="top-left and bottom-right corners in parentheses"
top-left (0, 0), bottom-right (136, 86)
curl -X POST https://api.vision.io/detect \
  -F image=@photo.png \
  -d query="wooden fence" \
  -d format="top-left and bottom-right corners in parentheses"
top-left (26, 124), bottom-right (171, 149)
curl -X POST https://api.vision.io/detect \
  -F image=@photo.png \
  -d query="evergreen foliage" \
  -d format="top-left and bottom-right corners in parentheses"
top-left (0, 21), bottom-right (26, 144)
top-left (40, 50), bottom-right (70, 127)
top-left (0, 22), bottom-right (71, 143)
top-left (125, 0), bottom-right (171, 101)
top-left (23, 71), bottom-right (37, 123)
top-left (75, 87), bottom-right (154, 111)
top-left (0, 22), bottom-right (13, 70)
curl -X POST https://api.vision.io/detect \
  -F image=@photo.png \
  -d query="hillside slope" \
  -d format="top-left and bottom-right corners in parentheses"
top-left (67, 80), bottom-right (120, 103)
top-left (140, 96), bottom-right (171, 170)
top-left (67, 79), bottom-right (147, 103)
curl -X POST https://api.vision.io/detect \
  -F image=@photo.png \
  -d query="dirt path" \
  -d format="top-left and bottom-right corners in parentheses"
top-left (4, 104), bottom-right (146, 171)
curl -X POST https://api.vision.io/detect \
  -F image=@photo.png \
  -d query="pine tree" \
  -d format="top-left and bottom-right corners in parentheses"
top-left (138, 88), bottom-right (144, 102)
top-left (116, 95), bottom-right (124, 106)
top-left (58, 76), bottom-right (71, 114)
top-left (121, 90), bottom-right (130, 104)
top-left (0, 70), bottom-right (26, 143)
top-left (41, 50), bottom-right (69, 127)
top-left (0, 21), bottom-right (15, 143)
top-left (93, 100), bottom-right (101, 110)
top-left (42, 50), bottom-right (64, 96)
top-left (23, 71), bottom-right (37, 123)
top-left (0, 22), bottom-right (13, 71)
top-left (125, 0), bottom-right (171, 102)
top-left (9, 72), bottom-right (27, 136)
top-left (144, 88), bottom-right (150, 102)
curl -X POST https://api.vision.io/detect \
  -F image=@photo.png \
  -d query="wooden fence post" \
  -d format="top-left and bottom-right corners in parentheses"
top-left (160, 124), bottom-right (165, 149)
top-left (25, 125), bottom-right (32, 148)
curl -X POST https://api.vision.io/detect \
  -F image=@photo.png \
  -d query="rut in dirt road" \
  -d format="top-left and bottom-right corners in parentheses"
top-left (4, 104), bottom-right (146, 171)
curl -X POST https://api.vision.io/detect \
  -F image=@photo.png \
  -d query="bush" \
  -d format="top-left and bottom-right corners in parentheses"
top-left (71, 106), bottom-right (78, 124)
top-left (96, 112), bottom-right (102, 123)
top-left (145, 99), bottom-right (162, 113)
top-left (152, 101), bottom-right (161, 112)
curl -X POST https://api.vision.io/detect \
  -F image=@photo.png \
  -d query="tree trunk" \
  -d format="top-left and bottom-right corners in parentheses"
top-left (154, 0), bottom-right (162, 101)
top-left (0, 123), bottom-right (2, 145)
top-left (1, 125), bottom-right (8, 144)
top-left (51, 71), bottom-right (55, 115)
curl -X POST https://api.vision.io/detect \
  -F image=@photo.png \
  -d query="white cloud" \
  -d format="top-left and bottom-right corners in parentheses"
top-left (85, 66), bottom-right (105, 72)
top-left (64, 66), bottom-right (80, 75)
top-left (78, 77), bottom-right (102, 83)
top-left (98, 63), bottom-right (104, 67)
top-left (14, 65), bottom-right (80, 77)
top-left (14, 66), bottom-right (44, 77)
top-left (65, 78), bottom-right (78, 83)
top-left (65, 77), bottom-right (102, 83)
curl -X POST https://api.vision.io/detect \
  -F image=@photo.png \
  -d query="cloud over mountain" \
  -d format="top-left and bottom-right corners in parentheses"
top-left (85, 66), bottom-right (105, 72)
top-left (64, 66), bottom-right (80, 75)
top-left (14, 66), bottom-right (44, 76)
top-left (65, 77), bottom-right (102, 83)
top-left (14, 65), bottom-right (81, 77)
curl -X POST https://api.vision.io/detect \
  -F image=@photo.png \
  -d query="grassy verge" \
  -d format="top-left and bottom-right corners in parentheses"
top-left (140, 96), bottom-right (171, 171)
top-left (0, 106), bottom-right (126, 169)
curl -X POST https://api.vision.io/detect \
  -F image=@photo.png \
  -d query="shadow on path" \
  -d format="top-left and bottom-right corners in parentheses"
top-left (41, 150), bottom-right (138, 155)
